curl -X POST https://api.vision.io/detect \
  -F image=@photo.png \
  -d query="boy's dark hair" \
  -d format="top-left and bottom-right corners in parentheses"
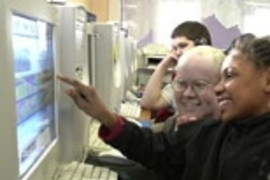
top-left (171, 21), bottom-right (212, 45)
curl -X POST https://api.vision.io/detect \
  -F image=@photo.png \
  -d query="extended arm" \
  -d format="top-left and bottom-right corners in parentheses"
top-left (57, 75), bottom-right (193, 179)
top-left (141, 53), bottom-right (178, 110)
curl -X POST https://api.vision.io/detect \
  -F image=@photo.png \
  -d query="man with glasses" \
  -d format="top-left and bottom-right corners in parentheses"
top-left (152, 46), bottom-right (224, 133)
top-left (141, 21), bottom-right (212, 114)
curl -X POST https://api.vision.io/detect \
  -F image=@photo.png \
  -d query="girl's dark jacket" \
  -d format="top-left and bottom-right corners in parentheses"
top-left (101, 113), bottom-right (270, 180)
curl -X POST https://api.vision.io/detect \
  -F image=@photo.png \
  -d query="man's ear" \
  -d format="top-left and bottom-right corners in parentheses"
top-left (264, 68), bottom-right (270, 93)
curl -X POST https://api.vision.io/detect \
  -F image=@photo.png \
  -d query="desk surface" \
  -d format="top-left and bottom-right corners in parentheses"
top-left (140, 109), bottom-right (151, 120)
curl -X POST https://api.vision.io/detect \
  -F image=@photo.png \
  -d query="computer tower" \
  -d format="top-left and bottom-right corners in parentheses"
top-left (57, 4), bottom-right (90, 163)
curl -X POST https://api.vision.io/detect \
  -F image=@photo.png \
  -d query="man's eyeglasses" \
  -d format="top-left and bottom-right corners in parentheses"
top-left (171, 79), bottom-right (213, 93)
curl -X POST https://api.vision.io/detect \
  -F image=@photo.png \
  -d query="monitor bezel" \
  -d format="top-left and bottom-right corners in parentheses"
top-left (12, 12), bottom-right (58, 179)
top-left (0, 1), bottom-right (60, 180)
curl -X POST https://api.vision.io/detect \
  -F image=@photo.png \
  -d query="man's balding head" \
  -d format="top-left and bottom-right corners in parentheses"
top-left (176, 46), bottom-right (225, 81)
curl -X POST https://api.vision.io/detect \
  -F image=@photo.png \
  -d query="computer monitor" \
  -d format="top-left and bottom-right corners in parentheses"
top-left (130, 40), bottom-right (138, 86)
top-left (0, 1), bottom-right (59, 180)
top-left (57, 5), bottom-right (90, 164)
top-left (124, 36), bottom-right (133, 92)
top-left (13, 13), bottom-right (56, 178)
top-left (87, 23), bottom-right (125, 111)
top-left (112, 31), bottom-right (126, 109)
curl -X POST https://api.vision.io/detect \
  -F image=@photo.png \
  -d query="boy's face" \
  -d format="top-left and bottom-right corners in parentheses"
top-left (171, 36), bottom-right (195, 58)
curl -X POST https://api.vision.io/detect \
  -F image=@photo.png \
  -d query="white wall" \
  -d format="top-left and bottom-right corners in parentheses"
top-left (124, 0), bottom-right (270, 47)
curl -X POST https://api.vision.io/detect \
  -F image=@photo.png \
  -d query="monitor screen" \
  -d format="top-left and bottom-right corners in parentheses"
top-left (12, 14), bottom-right (56, 177)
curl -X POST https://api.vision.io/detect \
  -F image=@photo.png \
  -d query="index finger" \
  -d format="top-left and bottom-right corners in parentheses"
top-left (57, 74), bottom-right (82, 88)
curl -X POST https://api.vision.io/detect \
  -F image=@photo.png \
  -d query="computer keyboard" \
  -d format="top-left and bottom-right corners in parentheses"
top-left (88, 121), bottom-right (113, 153)
top-left (87, 121), bottom-right (136, 166)
top-left (58, 161), bottom-right (118, 180)
top-left (119, 102), bottom-right (141, 119)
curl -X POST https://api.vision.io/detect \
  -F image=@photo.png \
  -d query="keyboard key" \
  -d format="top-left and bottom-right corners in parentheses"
top-left (84, 164), bottom-right (94, 178)
top-left (91, 166), bottom-right (101, 179)
top-left (58, 160), bottom-right (118, 180)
